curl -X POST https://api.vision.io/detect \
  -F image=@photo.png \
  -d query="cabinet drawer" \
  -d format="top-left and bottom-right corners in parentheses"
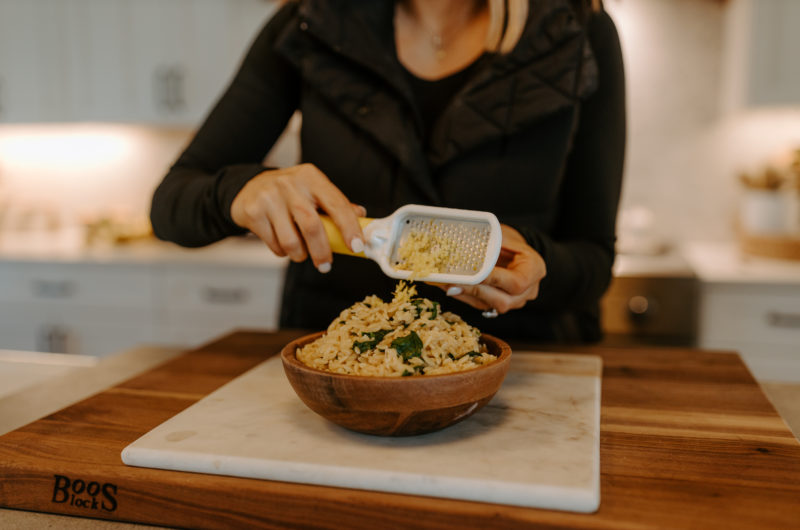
top-left (0, 262), bottom-right (154, 308)
top-left (161, 266), bottom-right (283, 325)
top-left (699, 284), bottom-right (800, 346)
top-left (601, 277), bottom-right (697, 339)
top-left (0, 304), bottom-right (156, 357)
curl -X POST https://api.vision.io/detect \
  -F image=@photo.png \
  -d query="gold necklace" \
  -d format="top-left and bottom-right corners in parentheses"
top-left (401, 1), bottom-right (483, 61)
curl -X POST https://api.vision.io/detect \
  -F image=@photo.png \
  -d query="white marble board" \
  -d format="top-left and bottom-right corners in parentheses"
top-left (122, 352), bottom-right (602, 513)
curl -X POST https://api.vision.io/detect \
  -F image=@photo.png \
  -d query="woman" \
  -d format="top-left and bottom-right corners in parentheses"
top-left (151, 0), bottom-right (625, 343)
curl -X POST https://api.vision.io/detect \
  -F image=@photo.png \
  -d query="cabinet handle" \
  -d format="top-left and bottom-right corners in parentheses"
top-left (154, 66), bottom-right (186, 113)
top-left (37, 325), bottom-right (72, 353)
top-left (154, 67), bottom-right (167, 111)
top-left (766, 312), bottom-right (800, 329)
top-left (627, 295), bottom-right (658, 325)
top-left (201, 287), bottom-right (249, 305)
top-left (32, 279), bottom-right (76, 299)
top-left (168, 66), bottom-right (186, 111)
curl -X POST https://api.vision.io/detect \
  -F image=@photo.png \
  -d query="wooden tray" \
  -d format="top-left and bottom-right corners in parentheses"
top-left (0, 330), bottom-right (799, 529)
top-left (740, 232), bottom-right (800, 260)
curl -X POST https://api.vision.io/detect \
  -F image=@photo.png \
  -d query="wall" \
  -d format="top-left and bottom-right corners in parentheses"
top-left (607, 0), bottom-right (800, 246)
top-left (0, 124), bottom-right (190, 228)
top-left (2, 0), bottom-right (800, 244)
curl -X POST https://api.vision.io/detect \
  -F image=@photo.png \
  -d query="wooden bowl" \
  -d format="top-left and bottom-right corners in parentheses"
top-left (280, 331), bottom-right (512, 436)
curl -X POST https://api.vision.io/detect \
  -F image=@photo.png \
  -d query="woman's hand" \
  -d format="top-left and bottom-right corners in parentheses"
top-left (437, 225), bottom-right (546, 315)
top-left (231, 163), bottom-right (366, 272)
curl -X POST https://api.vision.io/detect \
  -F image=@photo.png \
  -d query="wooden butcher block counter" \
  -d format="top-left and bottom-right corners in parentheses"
top-left (0, 330), bottom-right (799, 529)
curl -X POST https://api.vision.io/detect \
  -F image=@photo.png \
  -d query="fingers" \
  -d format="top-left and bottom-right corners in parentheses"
top-left (436, 225), bottom-right (547, 315)
top-left (279, 178), bottom-right (332, 269)
top-left (352, 203), bottom-right (367, 218)
top-left (483, 251), bottom-right (545, 297)
top-left (265, 193), bottom-right (309, 263)
top-left (248, 217), bottom-right (285, 257)
top-left (229, 164), bottom-right (363, 272)
top-left (444, 283), bottom-right (526, 315)
top-left (307, 172), bottom-right (365, 253)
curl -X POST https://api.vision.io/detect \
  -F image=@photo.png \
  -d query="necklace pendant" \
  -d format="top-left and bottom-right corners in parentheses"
top-left (431, 34), bottom-right (445, 60)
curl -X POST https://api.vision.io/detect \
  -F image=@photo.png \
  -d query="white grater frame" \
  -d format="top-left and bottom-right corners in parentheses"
top-left (361, 204), bottom-right (502, 285)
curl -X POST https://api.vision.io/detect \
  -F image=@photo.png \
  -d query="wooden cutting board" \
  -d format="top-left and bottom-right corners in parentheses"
top-left (121, 353), bottom-right (602, 513)
top-left (1, 330), bottom-right (799, 529)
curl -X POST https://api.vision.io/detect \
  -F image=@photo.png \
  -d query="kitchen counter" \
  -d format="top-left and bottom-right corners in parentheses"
top-left (684, 241), bottom-right (800, 284)
top-left (0, 228), bottom-right (288, 269)
top-left (1, 331), bottom-right (799, 528)
top-left (0, 344), bottom-right (183, 529)
top-left (0, 232), bottom-right (288, 357)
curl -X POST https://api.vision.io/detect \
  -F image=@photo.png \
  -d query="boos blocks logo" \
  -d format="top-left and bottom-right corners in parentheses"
top-left (51, 475), bottom-right (118, 512)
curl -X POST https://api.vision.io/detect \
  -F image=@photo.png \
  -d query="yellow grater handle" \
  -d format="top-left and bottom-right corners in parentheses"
top-left (320, 216), bottom-right (373, 257)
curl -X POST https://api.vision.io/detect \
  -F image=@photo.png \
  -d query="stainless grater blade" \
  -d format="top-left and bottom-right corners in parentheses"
top-left (322, 204), bottom-right (502, 285)
top-left (390, 216), bottom-right (493, 276)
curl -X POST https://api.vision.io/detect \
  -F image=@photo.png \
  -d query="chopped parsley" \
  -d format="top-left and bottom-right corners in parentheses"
top-left (352, 329), bottom-right (392, 352)
top-left (391, 331), bottom-right (423, 361)
top-left (411, 298), bottom-right (439, 320)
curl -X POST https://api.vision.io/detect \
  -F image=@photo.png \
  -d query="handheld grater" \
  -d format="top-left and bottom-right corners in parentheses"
top-left (321, 204), bottom-right (502, 285)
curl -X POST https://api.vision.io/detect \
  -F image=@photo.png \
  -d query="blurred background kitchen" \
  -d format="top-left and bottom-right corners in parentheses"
top-left (1, 0), bottom-right (799, 387)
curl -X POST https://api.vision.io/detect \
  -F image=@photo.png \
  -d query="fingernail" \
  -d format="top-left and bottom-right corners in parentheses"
top-left (447, 286), bottom-right (463, 296)
top-left (317, 262), bottom-right (332, 274)
top-left (357, 205), bottom-right (367, 217)
top-left (350, 237), bottom-right (365, 253)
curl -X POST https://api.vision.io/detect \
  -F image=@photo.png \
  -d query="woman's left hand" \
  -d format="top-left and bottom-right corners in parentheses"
top-left (435, 224), bottom-right (546, 315)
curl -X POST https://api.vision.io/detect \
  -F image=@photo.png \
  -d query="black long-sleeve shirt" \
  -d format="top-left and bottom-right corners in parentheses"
top-left (151, 0), bottom-right (625, 342)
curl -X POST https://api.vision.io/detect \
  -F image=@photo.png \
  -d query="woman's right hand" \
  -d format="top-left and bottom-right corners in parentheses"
top-left (231, 163), bottom-right (366, 273)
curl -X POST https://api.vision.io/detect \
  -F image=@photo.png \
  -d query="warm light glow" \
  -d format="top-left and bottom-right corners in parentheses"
top-left (0, 123), bottom-right (191, 220)
top-left (0, 124), bottom-right (133, 173)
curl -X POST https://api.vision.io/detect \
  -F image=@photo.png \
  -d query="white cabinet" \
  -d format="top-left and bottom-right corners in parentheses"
top-left (722, 0), bottom-right (800, 109)
top-left (0, 254), bottom-right (285, 357)
top-left (0, 0), bottom-right (277, 125)
top-left (64, 0), bottom-right (137, 123)
top-left (0, 0), bottom-right (71, 122)
top-left (686, 243), bottom-right (800, 383)
top-left (157, 264), bottom-right (283, 347)
top-left (697, 282), bottom-right (800, 382)
top-left (0, 262), bottom-right (157, 356)
top-left (126, 0), bottom-right (223, 125)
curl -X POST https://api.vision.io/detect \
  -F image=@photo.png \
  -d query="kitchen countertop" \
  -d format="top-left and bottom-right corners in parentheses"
top-left (0, 228), bottom-right (288, 269)
top-left (11, 228), bottom-right (800, 287)
top-left (1, 331), bottom-right (799, 528)
top-left (0, 344), bottom-right (183, 529)
top-left (612, 250), bottom-right (695, 278)
top-left (684, 240), bottom-right (800, 284)
top-left (0, 346), bottom-right (182, 439)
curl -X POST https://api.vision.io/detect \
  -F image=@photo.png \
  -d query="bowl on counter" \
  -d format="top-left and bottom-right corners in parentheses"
top-left (280, 331), bottom-right (512, 436)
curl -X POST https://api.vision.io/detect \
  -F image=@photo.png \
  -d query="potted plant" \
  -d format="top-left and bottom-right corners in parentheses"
top-left (739, 166), bottom-right (789, 236)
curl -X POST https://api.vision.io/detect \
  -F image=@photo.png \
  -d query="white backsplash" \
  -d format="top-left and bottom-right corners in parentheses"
top-left (0, 124), bottom-right (191, 227)
top-left (608, 0), bottom-right (800, 246)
